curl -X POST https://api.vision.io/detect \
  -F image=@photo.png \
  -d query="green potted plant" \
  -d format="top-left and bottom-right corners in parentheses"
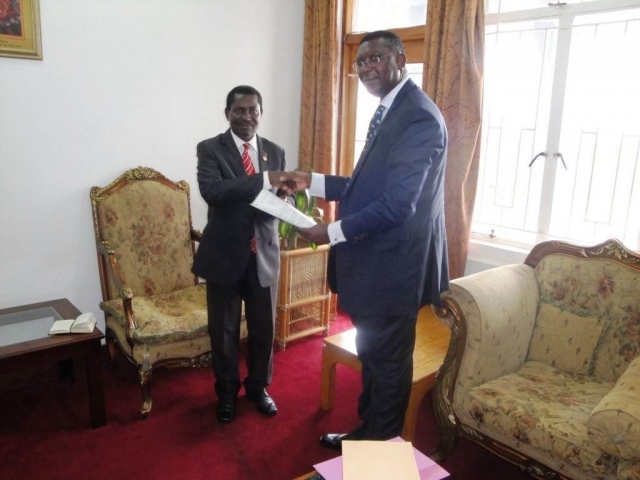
top-left (278, 190), bottom-right (324, 251)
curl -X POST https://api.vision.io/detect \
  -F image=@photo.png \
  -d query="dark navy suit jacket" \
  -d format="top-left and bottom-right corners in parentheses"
top-left (326, 79), bottom-right (449, 315)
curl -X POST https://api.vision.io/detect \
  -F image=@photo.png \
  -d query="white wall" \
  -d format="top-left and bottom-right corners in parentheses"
top-left (0, 0), bottom-right (305, 328)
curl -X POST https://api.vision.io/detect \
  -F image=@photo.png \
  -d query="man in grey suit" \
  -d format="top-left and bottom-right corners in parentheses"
top-left (279, 31), bottom-right (449, 449)
top-left (193, 85), bottom-right (286, 424)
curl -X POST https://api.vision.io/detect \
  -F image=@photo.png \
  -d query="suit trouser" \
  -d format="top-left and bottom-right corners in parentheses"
top-left (205, 254), bottom-right (274, 402)
top-left (350, 313), bottom-right (418, 440)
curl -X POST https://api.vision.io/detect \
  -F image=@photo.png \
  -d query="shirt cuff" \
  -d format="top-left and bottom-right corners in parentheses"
top-left (328, 220), bottom-right (346, 245)
top-left (309, 172), bottom-right (326, 198)
top-left (262, 171), bottom-right (270, 190)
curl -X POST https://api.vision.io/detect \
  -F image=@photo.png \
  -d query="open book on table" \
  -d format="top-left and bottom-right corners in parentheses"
top-left (49, 312), bottom-right (97, 335)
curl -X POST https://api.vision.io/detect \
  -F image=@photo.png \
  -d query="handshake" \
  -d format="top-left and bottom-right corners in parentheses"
top-left (267, 171), bottom-right (312, 197)
top-left (266, 171), bottom-right (330, 245)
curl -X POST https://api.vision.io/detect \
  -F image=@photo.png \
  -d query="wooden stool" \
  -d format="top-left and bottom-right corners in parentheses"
top-left (320, 307), bottom-right (450, 442)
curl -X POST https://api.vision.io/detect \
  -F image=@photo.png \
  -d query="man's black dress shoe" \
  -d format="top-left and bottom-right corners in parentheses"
top-left (216, 401), bottom-right (236, 424)
top-left (246, 389), bottom-right (277, 416)
top-left (320, 433), bottom-right (350, 451)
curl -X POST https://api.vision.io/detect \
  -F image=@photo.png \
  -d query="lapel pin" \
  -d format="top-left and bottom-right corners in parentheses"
top-left (262, 152), bottom-right (268, 162)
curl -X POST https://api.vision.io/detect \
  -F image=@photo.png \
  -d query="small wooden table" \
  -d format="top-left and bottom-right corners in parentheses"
top-left (293, 472), bottom-right (322, 480)
top-left (0, 298), bottom-right (106, 428)
top-left (320, 306), bottom-right (450, 442)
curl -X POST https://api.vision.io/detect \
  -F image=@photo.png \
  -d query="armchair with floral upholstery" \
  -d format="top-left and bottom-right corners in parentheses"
top-left (432, 239), bottom-right (640, 480)
top-left (90, 167), bottom-right (246, 416)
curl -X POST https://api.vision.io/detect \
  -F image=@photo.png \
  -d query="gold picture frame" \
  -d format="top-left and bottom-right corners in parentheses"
top-left (0, 0), bottom-right (42, 60)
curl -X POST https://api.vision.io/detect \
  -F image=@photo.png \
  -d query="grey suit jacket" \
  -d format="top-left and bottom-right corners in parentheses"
top-left (192, 129), bottom-right (286, 288)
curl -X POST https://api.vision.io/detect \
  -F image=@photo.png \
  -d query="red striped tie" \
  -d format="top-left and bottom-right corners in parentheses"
top-left (242, 143), bottom-right (256, 175)
top-left (242, 143), bottom-right (257, 253)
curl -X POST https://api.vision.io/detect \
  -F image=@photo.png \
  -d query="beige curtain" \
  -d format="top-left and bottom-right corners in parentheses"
top-left (298, 0), bottom-right (343, 222)
top-left (424, 0), bottom-right (484, 279)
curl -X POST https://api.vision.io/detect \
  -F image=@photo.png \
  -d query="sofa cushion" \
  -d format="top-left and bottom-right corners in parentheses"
top-left (101, 285), bottom-right (209, 344)
top-left (618, 459), bottom-right (640, 480)
top-left (106, 314), bottom-right (212, 366)
top-left (534, 254), bottom-right (640, 382)
top-left (588, 355), bottom-right (640, 460)
top-left (101, 284), bottom-right (248, 344)
top-left (527, 303), bottom-right (608, 375)
top-left (463, 361), bottom-right (616, 477)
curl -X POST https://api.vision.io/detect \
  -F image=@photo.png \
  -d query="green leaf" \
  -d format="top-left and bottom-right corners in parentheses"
top-left (278, 188), bottom-right (322, 250)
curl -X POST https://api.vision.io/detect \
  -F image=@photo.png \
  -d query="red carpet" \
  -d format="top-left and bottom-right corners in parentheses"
top-left (0, 314), bottom-right (530, 479)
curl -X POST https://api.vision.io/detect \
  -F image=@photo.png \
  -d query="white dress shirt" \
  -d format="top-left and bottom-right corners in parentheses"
top-left (230, 130), bottom-right (271, 189)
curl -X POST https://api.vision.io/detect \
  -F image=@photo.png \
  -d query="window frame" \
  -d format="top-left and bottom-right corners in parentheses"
top-left (339, 0), bottom-right (426, 176)
top-left (475, 0), bottom-right (640, 250)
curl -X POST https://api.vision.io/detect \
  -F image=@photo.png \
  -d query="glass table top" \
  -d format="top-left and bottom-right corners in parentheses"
top-left (0, 307), bottom-right (64, 347)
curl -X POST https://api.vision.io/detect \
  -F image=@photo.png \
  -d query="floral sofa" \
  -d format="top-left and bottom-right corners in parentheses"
top-left (433, 239), bottom-right (640, 480)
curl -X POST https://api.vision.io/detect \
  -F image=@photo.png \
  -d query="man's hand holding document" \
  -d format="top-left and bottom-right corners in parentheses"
top-left (250, 190), bottom-right (316, 228)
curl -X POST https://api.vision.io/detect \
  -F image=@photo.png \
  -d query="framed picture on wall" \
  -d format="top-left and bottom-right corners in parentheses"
top-left (0, 0), bottom-right (42, 60)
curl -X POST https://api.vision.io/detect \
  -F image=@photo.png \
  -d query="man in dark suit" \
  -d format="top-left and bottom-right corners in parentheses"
top-left (193, 85), bottom-right (287, 424)
top-left (279, 30), bottom-right (449, 449)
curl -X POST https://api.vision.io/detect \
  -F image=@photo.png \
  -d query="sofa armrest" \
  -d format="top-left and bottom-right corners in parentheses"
top-left (439, 264), bottom-right (539, 408)
top-left (588, 355), bottom-right (640, 460)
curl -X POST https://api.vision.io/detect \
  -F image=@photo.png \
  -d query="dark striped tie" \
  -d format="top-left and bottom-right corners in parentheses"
top-left (366, 105), bottom-right (386, 144)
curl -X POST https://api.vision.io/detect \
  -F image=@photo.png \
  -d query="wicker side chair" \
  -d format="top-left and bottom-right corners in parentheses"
top-left (90, 166), bottom-right (213, 416)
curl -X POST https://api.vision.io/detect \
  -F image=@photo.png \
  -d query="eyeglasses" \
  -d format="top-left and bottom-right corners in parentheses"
top-left (352, 53), bottom-right (394, 72)
top-left (230, 107), bottom-right (261, 117)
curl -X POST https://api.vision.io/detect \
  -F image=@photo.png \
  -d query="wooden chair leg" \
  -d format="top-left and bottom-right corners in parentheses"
top-left (106, 335), bottom-right (119, 370)
top-left (430, 384), bottom-right (459, 462)
top-left (138, 366), bottom-right (153, 417)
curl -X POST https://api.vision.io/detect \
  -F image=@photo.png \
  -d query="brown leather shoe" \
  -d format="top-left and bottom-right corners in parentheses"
top-left (246, 389), bottom-right (277, 416)
top-left (319, 432), bottom-right (351, 451)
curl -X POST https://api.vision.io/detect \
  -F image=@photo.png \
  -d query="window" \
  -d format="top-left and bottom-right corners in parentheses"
top-left (486, 0), bottom-right (603, 15)
top-left (341, 0), bottom-right (640, 251)
top-left (341, 1), bottom-right (426, 175)
top-left (352, 0), bottom-right (427, 31)
top-left (474, 0), bottom-right (640, 250)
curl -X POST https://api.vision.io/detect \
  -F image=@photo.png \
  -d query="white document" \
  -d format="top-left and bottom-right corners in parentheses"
top-left (250, 190), bottom-right (316, 228)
